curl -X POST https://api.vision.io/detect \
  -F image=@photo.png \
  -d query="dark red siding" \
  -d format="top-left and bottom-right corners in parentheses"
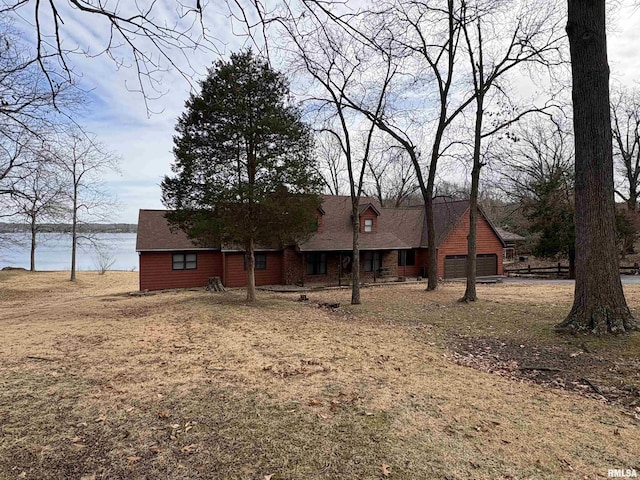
top-left (224, 252), bottom-right (284, 287)
top-left (437, 210), bottom-right (504, 277)
top-left (139, 251), bottom-right (223, 291)
top-left (359, 207), bottom-right (378, 233)
top-left (397, 248), bottom-right (425, 278)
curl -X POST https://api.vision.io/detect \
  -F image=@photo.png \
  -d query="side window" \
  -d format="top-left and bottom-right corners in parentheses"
top-left (255, 253), bottom-right (267, 270)
top-left (185, 253), bottom-right (197, 269)
top-left (398, 250), bottom-right (416, 266)
top-left (173, 252), bottom-right (197, 270)
top-left (172, 253), bottom-right (185, 270)
top-left (306, 253), bottom-right (327, 275)
top-left (246, 253), bottom-right (268, 270)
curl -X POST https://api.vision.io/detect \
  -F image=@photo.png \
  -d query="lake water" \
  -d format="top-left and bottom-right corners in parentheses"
top-left (0, 233), bottom-right (139, 271)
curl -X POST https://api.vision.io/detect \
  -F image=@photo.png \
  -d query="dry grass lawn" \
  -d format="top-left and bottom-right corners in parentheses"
top-left (1, 270), bottom-right (639, 479)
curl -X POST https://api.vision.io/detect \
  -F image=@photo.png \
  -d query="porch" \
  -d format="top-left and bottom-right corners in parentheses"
top-left (287, 248), bottom-right (427, 287)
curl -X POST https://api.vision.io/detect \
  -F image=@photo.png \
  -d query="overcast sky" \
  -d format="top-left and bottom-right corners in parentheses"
top-left (12, 1), bottom-right (640, 223)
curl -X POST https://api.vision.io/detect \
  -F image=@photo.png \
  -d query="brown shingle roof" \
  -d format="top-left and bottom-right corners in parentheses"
top-left (136, 210), bottom-right (219, 251)
top-left (495, 227), bottom-right (525, 242)
top-left (136, 195), bottom-right (499, 252)
top-left (298, 196), bottom-right (413, 251)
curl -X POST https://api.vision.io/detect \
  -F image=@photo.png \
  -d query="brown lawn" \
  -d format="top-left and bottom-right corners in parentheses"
top-left (0, 270), bottom-right (639, 479)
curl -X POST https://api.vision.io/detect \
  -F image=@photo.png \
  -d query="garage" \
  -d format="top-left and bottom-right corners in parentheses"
top-left (444, 255), bottom-right (466, 279)
top-left (444, 254), bottom-right (497, 279)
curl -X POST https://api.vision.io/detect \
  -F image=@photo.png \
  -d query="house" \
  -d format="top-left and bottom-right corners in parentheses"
top-left (136, 196), bottom-right (505, 291)
top-left (495, 227), bottom-right (526, 260)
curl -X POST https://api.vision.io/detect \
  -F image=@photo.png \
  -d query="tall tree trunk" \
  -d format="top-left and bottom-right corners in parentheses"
top-left (70, 187), bottom-right (77, 282)
top-left (462, 170), bottom-right (479, 302)
top-left (246, 238), bottom-right (256, 302)
top-left (425, 194), bottom-right (438, 291)
top-left (29, 214), bottom-right (36, 272)
top-left (402, 145), bottom-right (437, 290)
top-left (351, 201), bottom-right (361, 305)
top-left (461, 93), bottom-right (484, 303)
top-left (557, 0), bottom-right (638, 333)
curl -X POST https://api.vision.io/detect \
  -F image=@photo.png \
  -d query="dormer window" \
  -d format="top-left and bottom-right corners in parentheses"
top-left (364, 218), bottom-right (373, 233)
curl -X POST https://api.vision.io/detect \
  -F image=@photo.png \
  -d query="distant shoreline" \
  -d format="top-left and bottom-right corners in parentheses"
top-left (0, 223), bottom-right (137, 234)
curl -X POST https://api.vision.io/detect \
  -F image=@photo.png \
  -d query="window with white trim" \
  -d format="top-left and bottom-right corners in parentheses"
top-left (364, 218), bottom-right (373, 232)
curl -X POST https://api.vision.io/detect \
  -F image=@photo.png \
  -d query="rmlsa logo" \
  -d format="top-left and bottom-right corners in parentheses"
top-left (608, 469), bottom-right (638, 478)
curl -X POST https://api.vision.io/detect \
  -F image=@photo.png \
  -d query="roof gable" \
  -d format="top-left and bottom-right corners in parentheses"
top-left (420, 199), bottom-right (506, 248)
top-left (358, 203), bottom-right (381, 216)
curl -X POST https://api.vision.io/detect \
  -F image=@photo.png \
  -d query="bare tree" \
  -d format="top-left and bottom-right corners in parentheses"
top-left (0, 17), bottom-right (75, 137)
top-left (8, 153), bottom-right (66, 271)
top-left (495, 118), bottom-right (574, 201)
top-left (283, 18), bottom-right (384, 305)
top-left (93, 246), bottom-right (116, 275)
top-left (366, 140), bottom-right (418, 207)
top-left (356, 0), bottom-right (478, 291)
top-left (0, 128), bottom-right (35, 202)
top-left (1, 2), bottom-right (217, 112)
top-left (434, 180), bottom-right (470, 200)
top-left (314, 132), bottom-right (347, 195)
top-left (611, 86), bottom-right (640, 252)
top-left (556, 0), bottom-right (638, 333)
top-left (0, 17), bottom-right (76, 207)
top-left (51, 131), bottom-right (120, 282)
top-left (611, 86), bottom-right (640, 254)
top-left (494, 116), bottom-right (576, 276)
top-left (458, 0), bottom-right (563, 302)
top-left (237, 0), bottom-right (477, 290)
top-left (612, 86), bottom-right (640, 212)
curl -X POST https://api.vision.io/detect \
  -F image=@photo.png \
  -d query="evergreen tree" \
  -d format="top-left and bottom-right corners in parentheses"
top-left (523, 169), bottom-right (576, 278)
top-left (162, 51), bottom-right (322, 301)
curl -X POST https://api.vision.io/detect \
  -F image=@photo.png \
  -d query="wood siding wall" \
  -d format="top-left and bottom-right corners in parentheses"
top-left (139, 251), bottom-right (223, 291)
top-left (224, 252), bottom-right (284, 287)
top-left (436, 210), bottom-right (504, 277)
top-left (359, 208), bottom-right (378, 233)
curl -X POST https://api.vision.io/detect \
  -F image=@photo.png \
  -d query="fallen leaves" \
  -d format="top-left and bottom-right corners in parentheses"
top-left (380, 463), bottom-right (391, 477)
top-left (169, 421), bottom-right (197, 440)
top-left (262, 360), bottom-right (331, 378)
top-left (180, 443), bottom-right (197, 454)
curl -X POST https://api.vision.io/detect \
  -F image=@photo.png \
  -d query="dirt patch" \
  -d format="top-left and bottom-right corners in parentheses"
top-left (451, 335), bottom-right (640, 410)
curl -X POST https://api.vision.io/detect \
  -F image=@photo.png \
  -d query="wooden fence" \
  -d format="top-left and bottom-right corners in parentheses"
top-left (504, 263), bottom-right (640, 278)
